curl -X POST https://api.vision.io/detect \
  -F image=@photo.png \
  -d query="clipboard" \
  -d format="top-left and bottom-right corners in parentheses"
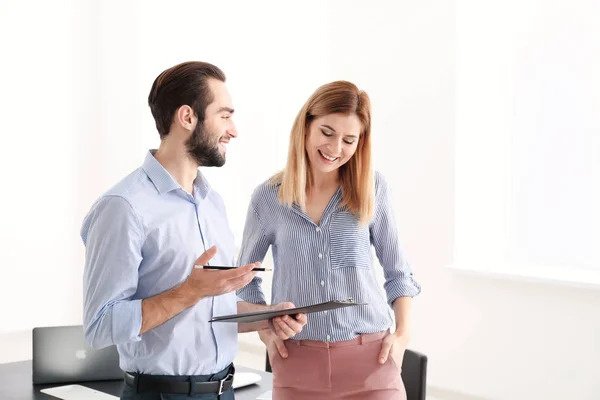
top-left (209, 298), bottom-right (367, 323)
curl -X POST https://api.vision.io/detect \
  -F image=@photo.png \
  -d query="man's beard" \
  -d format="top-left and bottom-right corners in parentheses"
top-left (186, 121), bottom-right (226, 167)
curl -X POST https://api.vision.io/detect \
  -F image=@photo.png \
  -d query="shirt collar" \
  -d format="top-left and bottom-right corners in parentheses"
top-left (142, 150), bottom-right (211, 198)
top-left (193, 172), bottom-right (211, 199)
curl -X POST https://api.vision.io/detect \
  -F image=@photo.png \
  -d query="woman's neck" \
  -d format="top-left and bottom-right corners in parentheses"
top-left (310, 169), bottom-right (340, 192)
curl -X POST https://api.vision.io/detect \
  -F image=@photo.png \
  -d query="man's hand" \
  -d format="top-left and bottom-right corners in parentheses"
top-left (268, 302), bottom-right (307, 340)
top-left (182, 246), bottom-right (258, 303)
top-left (140, 246), bottom-right (256, 335)
top-left (378, 331), bottom-right (409, 366)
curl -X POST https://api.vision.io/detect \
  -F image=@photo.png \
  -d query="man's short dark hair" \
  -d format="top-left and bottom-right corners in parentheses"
top-left (148, 61), bottom-right (226, 139)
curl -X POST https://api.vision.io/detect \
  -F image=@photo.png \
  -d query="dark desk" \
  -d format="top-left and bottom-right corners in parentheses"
top-left (0, 360), bottom-right (272, 400)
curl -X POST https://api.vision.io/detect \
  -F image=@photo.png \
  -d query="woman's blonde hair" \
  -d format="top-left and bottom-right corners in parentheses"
top-left (273, 80), bottom-right (374, 224)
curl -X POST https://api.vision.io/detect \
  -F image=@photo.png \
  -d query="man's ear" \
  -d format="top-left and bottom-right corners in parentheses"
top-left (175, 105), bottom-right (195, 131)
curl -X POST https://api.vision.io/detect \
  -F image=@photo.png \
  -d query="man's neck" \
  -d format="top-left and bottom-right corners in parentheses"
top-left (153, 143), bottom-right (198, 195)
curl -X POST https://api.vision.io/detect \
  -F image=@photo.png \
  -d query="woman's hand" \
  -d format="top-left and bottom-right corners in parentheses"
top-left (378, 331), bottom-right (409, 365)
top-left (268, 302), bottom-right (307, 340)
top-left (259, 328), bottom-right (289, 359)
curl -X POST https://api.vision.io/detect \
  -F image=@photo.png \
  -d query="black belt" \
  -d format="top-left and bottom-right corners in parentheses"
top-left (124, 364), bottom-right (235, 396)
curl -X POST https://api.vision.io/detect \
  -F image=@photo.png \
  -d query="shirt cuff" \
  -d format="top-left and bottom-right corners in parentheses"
top-left (111, 299), bottom-right (143, 344)
top-left (385, 279), bottom-right (422, 306)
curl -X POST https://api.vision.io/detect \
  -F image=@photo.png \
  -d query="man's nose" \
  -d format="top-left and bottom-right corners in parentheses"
top-left (227, 121), bottom-right (238, 138)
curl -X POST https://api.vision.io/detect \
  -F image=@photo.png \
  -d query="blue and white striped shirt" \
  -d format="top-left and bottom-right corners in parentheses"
top-left (236, 171), bottom-right (421, 342)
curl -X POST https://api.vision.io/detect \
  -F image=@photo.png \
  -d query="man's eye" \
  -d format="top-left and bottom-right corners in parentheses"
top-left (222, 115), bottom-right (231, 120)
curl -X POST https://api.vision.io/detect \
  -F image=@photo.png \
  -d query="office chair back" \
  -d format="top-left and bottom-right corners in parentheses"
top-left (401, 348), bottom-right (428, 400)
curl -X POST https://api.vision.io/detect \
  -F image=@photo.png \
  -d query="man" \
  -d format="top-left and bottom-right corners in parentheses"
top-left (81, 61), bottom-right (306, 400)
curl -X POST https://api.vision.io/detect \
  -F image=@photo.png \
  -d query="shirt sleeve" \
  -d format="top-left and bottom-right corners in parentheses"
top-left (81, 195), bottom-right (144, 349)
top-left (370, 173), bottom-right (422, 305)
top-left (235, 198), bottom-right (271, 305)
top-left (232, 252), bottom-right (245, 303)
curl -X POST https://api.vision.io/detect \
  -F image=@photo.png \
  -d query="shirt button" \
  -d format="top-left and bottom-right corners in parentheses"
top-left (320, 280), bottom-right (325, 286)
top-left (316, 227), bottom-right (321, 232)
top-left (324, 310), bottom-right (328, 314)
top-left (326, 335), bottom-right (331, 341)
top-left (318, 253), bottom-right (323, 259)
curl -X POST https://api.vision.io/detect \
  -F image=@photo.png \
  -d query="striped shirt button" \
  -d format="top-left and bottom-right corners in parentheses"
top-left (326, 335), bottom-right (331, 341)
top-left (320, 280), bottom-right (324, 286)
top-left (318, 253), bottom-right (323, 259)
top-left (316, 227), bottom-right (321, 232)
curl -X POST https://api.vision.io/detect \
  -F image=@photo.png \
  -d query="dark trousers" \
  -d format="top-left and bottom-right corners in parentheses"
top-left (120, 364), bottom-right (235, 400)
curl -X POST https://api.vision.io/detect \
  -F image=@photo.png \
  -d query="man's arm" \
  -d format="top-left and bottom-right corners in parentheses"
top-left (82, 197), bottom-right (145, 349)
top-left (140, 280), bottom-right (196, 334)
top-left (140, 248), bottom-right (257, 334)
top-left (82, 197), bottom-right (257, 347)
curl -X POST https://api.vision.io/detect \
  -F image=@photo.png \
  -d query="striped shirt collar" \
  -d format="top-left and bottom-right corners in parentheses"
top-left (291, 185), bottom-right (343, 225)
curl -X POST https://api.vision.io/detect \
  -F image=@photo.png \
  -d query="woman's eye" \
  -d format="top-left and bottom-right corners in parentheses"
top-left (321, 130), bottom-right (332, 137)
top-left (344, 140), bottom-right (355, 145)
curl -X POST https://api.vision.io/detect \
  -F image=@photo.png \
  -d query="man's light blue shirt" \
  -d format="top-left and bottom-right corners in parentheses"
top-left (81, 150), bottom-right (238, 375)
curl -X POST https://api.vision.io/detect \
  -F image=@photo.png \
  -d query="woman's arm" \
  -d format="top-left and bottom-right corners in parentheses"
top-left (391, 296), bottom-right (411, 337)
top-left (369, 172), bottom-right (421, 305)
top-left (377, 296), bottom-right (411, 364)
top-left (369, 172), bottom-right (420, 364)
top-left (236, 198), bottom-right (271, 306)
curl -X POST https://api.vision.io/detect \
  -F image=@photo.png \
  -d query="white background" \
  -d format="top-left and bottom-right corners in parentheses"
top-left (1, 1), bottom-right (599, 399)
top-left (454, 0), bottom-right (600, 287)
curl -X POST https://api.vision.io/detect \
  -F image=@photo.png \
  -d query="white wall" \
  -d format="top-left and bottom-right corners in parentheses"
top-left (0, 0), bottom-right (332, 335)
top-left (1, 1), bottom-right (599, 400)
top-left (0, 0), bottom-right (83, 333)
top-left (453, 0), bottom-right (600, 287)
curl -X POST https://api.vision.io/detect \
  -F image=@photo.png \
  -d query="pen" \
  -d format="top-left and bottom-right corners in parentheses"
top-left (195, 265), bottom-right (273, 272)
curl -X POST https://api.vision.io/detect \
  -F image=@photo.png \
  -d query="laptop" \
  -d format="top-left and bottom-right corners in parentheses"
top-left (32, 325), bottom-right (123, 384)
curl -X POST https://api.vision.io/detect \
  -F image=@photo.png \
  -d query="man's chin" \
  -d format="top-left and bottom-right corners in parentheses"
top-left (206, 156), bottom-right (226, 168)
top-left (188, 148), bottom-right (225, 167)
top-left (215, 149), bottom-right (227, 166)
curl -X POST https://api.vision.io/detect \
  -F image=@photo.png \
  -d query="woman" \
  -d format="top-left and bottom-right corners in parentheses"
top-left (237, 81), bottom-right (421, 400)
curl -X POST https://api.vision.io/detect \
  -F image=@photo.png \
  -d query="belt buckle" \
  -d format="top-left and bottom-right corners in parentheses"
top-left (127, 372), bottom-right (141, 393)
top-left (219, 373), bottom-right (233, 395)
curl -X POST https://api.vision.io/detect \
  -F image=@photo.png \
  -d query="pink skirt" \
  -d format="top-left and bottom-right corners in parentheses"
top-left (269, 331), bottom-right (406, 400)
